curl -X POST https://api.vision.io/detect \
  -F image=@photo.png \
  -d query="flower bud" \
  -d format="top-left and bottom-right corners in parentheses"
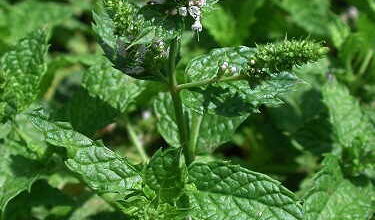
top-left (249, 40), bottom-right (328, 74)
top-left (192, 19), bottom-right (203, 32)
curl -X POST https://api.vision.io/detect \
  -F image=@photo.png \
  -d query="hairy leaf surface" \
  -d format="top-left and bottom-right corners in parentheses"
top-left (29, 110), bottom-right (142, 197)
top-left (188, 162), bottom-right (303, 220)
top-left (82, 61), bottom-right (145, 113)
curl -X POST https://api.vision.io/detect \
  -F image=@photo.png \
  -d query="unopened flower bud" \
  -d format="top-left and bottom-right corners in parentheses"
top-left (221, 62), bottom-right (229, 71)
top-left (192, 19), bottom-right (203, 32)
top-left (178, 7), bottom-right (188, 16)
top-left (230, 66), bottom-right (237, 74)
top-left (250, 59), bottom-right (256, 65)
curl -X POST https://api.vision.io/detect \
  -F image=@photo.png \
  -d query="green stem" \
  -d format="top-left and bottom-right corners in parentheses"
top-left (358, 49), bottom-right (373, 77)
top-left (188, 113), bottom-right (203, 159)
top-left (167, 37), bottom-right (192, 164)
top-left (124, 119), bottom-right (148, 163)
top-left (176, 74), bottom-right (247, 91)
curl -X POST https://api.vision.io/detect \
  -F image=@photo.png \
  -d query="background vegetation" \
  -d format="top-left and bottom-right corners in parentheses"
top-left (0, 0), bottom-right (374, 219)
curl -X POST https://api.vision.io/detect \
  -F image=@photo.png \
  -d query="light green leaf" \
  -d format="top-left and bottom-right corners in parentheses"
top-left (181, 47), bottom-right (299, 117)
top-left (202, 5), bottom-right (239, 46)
top-left (203, 1), bottom-right (264, 46)
top-left (154, 93), bottom-right (247, 153)
top-left (82, 60), bottom-right (145, 113)
top-left (144, 147), bottom-right (186, 202)
top-left (322, 79), bottom-right (375, 148)
top-left (67, 88), bottom-right (118, 137)
top-left (3, 0), bottom-right (73, 44)
top-left (322, 80), bottom-right (375, 176)
top-left (0, 30), bottom-right (48, 119)
top-left (303, 155), bottom-right (374, 220)
top-left (279, 0), bottom-right (349, 48)
top-left (188, 162), bottom-right (303, 220)
top-left (29, 109), bottom-right (142, 198)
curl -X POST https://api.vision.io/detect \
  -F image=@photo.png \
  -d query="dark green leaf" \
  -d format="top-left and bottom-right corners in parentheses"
top-left (67, 89), bottom-right (118, 137)
top-left (0, 142), bottom-right (45, 213)
top-left (93, 1), bottom-right (182, 80)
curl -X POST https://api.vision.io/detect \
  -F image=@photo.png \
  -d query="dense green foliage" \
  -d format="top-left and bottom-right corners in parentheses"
top-left (0, 0), bottom-right (374, 219)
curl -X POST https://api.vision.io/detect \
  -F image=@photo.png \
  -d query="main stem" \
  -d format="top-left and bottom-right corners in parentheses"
top-left (168, 37), bottom-right (193, 164)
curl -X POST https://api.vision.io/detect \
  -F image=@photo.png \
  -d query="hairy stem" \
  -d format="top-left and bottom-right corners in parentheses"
top-left (176, 74), bottom-right (247, 91)
top-left (167, 37), bottom-right (192, 164)
top-left (124, 119), bottom-right (149, 163)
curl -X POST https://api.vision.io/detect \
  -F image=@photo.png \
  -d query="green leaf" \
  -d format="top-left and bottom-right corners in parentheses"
top-left (144, 147), bottom-right (186, 202)
top-left (2, 0), bottom-right (73, 44)
top-left (278, 0), bottom-right (349, 48)
top-left (203, 1), bottom-right (264, 46)
top-left (82, 60), bottom-right (146, 113)
top-left (67, 88), bottom-right (118, 137)
top-left (268, 59), bottom-right (334, 154)
top-left (322, 79), bottom-right (374, 148)
top-left (0, 142), bottom-right (45, 214)
top-left (181, 47), bottom-right (299, 116)
top-left (188, 162), bottom-right (303, 220)
top-left (202, 5), bottom-right (240, 46)
top-left (303, 155), bottom-right (374, 220)
top-left (154, 93), bottom-right (247, 153)
top-left (322, 79), bottom-right (375, 176)
top-left (0, 30), bottom-right (48, 119)
top-left (3, 180), bottom-right (76, 220)
top-left (29, 109), bottom-right (143, 198)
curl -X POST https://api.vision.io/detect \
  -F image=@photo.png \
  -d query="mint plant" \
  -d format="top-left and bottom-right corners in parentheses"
top-left (0, 0), bottom-right (374, 219)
